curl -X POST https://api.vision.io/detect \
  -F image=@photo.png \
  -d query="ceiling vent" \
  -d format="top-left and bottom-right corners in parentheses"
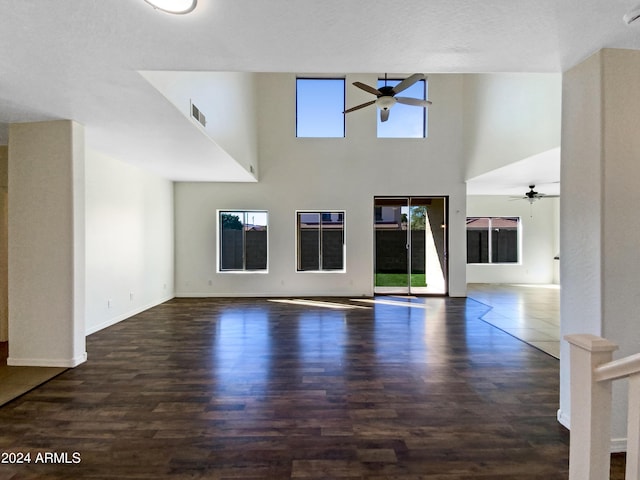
top-left (190, 101), bottom-right (206, 127)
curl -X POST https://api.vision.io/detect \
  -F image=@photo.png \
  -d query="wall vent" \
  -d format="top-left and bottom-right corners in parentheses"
top-left (190, 100), bottom-right (206, 127)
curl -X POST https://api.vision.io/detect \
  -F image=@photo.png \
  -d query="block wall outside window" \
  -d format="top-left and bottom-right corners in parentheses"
top-left (297, 211), bottom-right (345, 272)
top-left (219, 211), bottom-right (268, 272)
top-left (466, 217), bottom-right (519, 264)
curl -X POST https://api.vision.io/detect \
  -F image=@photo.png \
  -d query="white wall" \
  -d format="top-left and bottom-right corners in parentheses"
top-left (600, 49), bottom-right (640, 449)
top-left (0, 145), bottom-right (6, 342)
top-left (466, 195), bottom-right (559, 284)
top-left (464, 73), bottom-right (561, 180)
top-left (559, 49), bottom-right (606, 434)
top-left (8, 120), bottom-right (86, 367)
top-left (140, 71), bottom-right (259, 179)
top-left (559, 48), bottom-right (640, 450)
top-left (175, 73), bottom-right (469, 298)
top-left (85, 150), bottom-right (174, 334)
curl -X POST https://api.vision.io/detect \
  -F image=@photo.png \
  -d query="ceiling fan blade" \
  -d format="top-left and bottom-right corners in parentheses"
top-left (343, 100), bottom-right (376, 114)
top-left (380, 108), bottom-right (390, 122)
top-left (353, 81), bottom-right (382, 96)
top-left (395, 97), bottom-right (432, 107)
top-left (392, 73), bottom-right (424, 94)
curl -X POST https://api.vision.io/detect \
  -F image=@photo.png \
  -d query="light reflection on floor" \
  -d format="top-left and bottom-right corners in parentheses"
top-left (268, 299), bottom-right (370, 309)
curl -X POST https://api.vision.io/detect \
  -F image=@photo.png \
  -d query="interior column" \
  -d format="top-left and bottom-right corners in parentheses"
top-left (560, 48), bottom-right (640, 449)
top-left (8, 120), bottom-right (86, 367)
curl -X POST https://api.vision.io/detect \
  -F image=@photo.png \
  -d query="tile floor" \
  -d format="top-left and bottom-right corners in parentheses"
top-left (467, 283), bottom-right (560, 358)
top-left (0, 366), bottom-right (66, 406)
top-left (0, 342), bottom-right (66, 407)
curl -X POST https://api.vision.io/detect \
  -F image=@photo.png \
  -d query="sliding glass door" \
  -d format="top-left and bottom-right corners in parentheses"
top-left (374, 196), bottom-right (448, 295)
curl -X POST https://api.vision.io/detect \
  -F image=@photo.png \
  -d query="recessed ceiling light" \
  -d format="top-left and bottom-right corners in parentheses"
top-left (143, 0), bottom-right (197, 14)
top-left (623, 5), bottom-right (640, 24)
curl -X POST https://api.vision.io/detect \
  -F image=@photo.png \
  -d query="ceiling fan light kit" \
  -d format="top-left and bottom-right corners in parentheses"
top-left (143, 0), bottom-right (197, 14)
top-left (343, 73), bottom-right (431, 122)
top-left (376, 96), bottom-right (396, 110)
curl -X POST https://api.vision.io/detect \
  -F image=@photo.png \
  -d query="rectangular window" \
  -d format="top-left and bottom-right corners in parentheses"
top-left (466, 217), bottom-right (519, 264)
top-left (297, 211), bottom-right (345, 271)
top-left (219, 211), bottom-right (268, 271)
top-left (296, 78), bottom-right (345, 138)
top-left (377, 78), bottom-right (427, 138)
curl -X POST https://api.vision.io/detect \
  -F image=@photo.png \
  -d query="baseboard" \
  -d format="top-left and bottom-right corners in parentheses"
top-left (557, 408), bottom-right (628, 453)
top-left (174, 292), bottom-right (374, 298)
top-left (7, 351), bottom-right (86, 368)
top-left (557, 408), bottom-right (570, 430)
top-left (86, 295), bottom-right (174, 335)
top-left (611, 438), bottom-right (627, 453)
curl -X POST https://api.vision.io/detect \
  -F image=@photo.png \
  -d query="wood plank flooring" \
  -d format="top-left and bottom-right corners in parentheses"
top-left (0, 296), bottom-right (617, 479)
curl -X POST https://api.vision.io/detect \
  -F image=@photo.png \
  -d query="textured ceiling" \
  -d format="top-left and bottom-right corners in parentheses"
top-left (0, 0), bottom-right (638, 180)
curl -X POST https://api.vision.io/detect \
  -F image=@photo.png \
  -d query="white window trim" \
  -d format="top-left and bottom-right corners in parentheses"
top-left (295, 210), bottom-right (347, 273)
top-left (296, 77), bottom-right (346, 139)
top-left (466, 216), bottom-right (522, 265)
top-left (217, 209), bottom-right (269, 273)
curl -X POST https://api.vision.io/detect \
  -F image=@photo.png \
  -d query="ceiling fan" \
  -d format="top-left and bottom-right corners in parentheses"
top-left (511, 185), bottom-right (560, 204)
top-left (343, 73), bottom-right (432, 122)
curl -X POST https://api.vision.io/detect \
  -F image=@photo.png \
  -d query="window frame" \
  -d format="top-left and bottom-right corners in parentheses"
top-left (296, 210), bottom-right (346, 273)
top-left (295, 77), bottom-right (346, 138)
top-left (466, 216), bottom-right (521, 265)
top-left (217, 210), bottom-right (269, 273)
top-left (376, 77), bottom-right (427, 139)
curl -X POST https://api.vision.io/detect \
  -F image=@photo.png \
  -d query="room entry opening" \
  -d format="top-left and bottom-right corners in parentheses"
top-left (374, 196), bottom-right (448, 295)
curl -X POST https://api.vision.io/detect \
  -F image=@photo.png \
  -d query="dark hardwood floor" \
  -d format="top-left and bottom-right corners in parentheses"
top-left (0, 296), bottom-right (617, 479)
top-left (0, 341), bottom-right (7, 366)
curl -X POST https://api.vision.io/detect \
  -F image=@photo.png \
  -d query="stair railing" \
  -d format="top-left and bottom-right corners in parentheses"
top-left (565, 334), bottom-right (640, 480)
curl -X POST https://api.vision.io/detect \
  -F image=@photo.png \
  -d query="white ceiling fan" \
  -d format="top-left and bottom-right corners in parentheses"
top-left (343, 73), bottom-right (432, 122)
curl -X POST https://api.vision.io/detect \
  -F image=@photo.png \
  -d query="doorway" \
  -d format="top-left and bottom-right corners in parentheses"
top-left (374, 196), bottom-right (448, 295)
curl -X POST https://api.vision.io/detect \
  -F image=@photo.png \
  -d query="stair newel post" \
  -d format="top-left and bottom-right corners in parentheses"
top-left (565, 334), bottom-right (619, 480)
top-left (625, 373), bottom-right (640, 479)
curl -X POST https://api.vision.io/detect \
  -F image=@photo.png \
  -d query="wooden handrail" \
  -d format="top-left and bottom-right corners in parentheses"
top-left (595, 353), bottom-right (640, 383)
top-left (565, 333), bottom-right (640, 480)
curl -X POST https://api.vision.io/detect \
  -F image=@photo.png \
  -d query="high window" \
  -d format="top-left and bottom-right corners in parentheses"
top-left (466, 217), bottom-right (520, 264)
top-left (218, 211), bottom-right (268, 271)
top-left (297, 211), bottom-right (345, 271)
top-left (296, 78), bottom-right (345, 138)
top-left (377, 77), bottom-right (427, 138)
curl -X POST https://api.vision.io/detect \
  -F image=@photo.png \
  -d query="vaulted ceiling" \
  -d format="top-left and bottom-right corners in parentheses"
top-left (1, 0), bottom-right (638, 181)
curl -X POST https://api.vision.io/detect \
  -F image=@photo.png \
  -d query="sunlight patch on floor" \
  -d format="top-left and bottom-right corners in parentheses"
top-left (350, 298), bottom-right (429, 309)
top-left (268, 299), bottom-right (371, 310)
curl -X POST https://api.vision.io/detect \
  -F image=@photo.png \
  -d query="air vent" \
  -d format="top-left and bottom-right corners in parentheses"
top-left (190, 100), bottom-right (206, 127)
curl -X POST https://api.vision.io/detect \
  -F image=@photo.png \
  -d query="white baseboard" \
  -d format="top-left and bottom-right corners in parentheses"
top-left (7, 351), bottom-right (86, 368)
top-left (557, 408), bottom-right (628, 453)
top-left (611, 438), bottom-right (627, 453)
top-left (174, 292), bottom-right (374, 298)
top-left (86, 295), bottom-right (174, 336)
top-left (557, 408), bottom-right (570, 429)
